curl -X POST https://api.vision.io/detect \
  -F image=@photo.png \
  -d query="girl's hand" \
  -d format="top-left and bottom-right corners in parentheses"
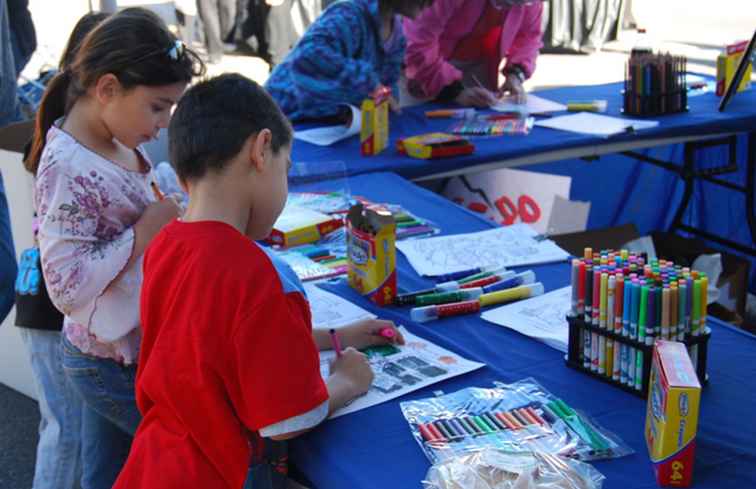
top-left (328, 347), bottom-right (374, 398)
top-left (337, 319), bottom-right (405, 350)
top-left (498, 76), bottom-right (527, 104)
top-left (454, 87), bottom-right (497, 108)
top-left (137, 196), bottom-right (181, 237)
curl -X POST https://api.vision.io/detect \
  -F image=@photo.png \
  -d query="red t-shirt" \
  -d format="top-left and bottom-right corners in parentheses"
top-left (113, 220), bottom-right (328, 489)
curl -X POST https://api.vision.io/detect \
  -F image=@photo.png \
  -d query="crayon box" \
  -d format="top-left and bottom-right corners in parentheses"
top-left (360, 86), bottom-right (391, 156)
top-left (266, 205), bottom-right (343, 247)
top-left (645, 340), bottom-right (701, 487)
top-left (716, 40), bottom-right (752, 96)
top-left (397, 133), bottom-right (475, 159)
top-left (346, 203), bottom-right (396, 306)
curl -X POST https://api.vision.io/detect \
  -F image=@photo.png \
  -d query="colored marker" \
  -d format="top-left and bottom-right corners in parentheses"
top-left (678, 281), bottom-right (687, 341)
top-left (449, 418), bottom-right (472, 436)
top-left (410, 299), bottom-right (481, 323)
top-left (478, 283), bottom-right (544, 308)
top-left (630, 280), bottom-right (640, 339)
top-left (578, 261), bottom-right (586, 316)
top-left (599, 272), bottom-right (608, 329)
top-left (432, 266), bottom-right (493, 283)
top-left (414, 288), bottom-right (484, 306)
top-left (418, 423), bottom-right (438, 442)
top-left (646, 286), bottom-right (656, 344)
top-left (480, 270), bottom-right (535, 293)
top-left (150, 180), bottom-right (164, 201)
top-left (592, 268), bottom-right (601, 326)
top-left (378, 327), bottom-right (396, 340)
top-left (614, 275), bottom-right (624, 335)
top-left (329, 329), bottom-right (342, 357)
top-left (571, 259), bottom-right (581, 316)
top-left (622, 277), bottom-right (631, 337)
top-left (584, 262), bottom-right (593, 323)
top-left (662, 286), bottom-right (671, 340)
top-left (670, 284), bottom-right (678, 340)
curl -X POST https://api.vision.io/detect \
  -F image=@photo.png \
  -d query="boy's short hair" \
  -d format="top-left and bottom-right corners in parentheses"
top-left (169, 73), bottom-right (293, 182)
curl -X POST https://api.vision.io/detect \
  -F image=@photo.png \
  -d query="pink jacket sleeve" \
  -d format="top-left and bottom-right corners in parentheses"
top-left (402, 0), bottom-right (464, 99)
top-left (504, 2), bottom-right (544, 79)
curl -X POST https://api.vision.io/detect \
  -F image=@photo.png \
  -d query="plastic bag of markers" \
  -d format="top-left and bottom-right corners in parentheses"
top-left (400, 378), bottom-right (633, 464)
top-left (423, 448), bottom-right (605, 489)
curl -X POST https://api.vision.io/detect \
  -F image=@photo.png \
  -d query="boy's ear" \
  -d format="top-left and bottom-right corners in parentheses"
top-left (94, 73), bottom-right (122, 104)
top-left (249, 129), bottom-right (273, 172)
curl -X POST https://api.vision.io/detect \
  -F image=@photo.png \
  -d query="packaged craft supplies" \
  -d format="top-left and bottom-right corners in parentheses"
top-left (347, 203), bottom-right (397, 306)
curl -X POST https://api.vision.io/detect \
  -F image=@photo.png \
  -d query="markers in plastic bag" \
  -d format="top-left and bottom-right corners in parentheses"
top-left (478, 282), bottom-right (544, 308)
top-left (410, 299), bottom-right (481, 323)
top-left (481, 270), bottom-right (536, 294)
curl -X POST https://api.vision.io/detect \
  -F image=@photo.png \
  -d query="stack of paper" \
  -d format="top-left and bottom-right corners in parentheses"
top-left (492, 94), bottom-right (567, 114)
top-left (293, 105), bottom-right (361, 146)
top-left (481, 286), bottom-right (572, 352)
top-left (534, 112), bottom-right (659, 137)
top-left (396, 224), bottom-right (570, 277)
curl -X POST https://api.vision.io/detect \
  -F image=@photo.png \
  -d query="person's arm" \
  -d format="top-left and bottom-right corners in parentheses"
top-left (502, 2), bottom-right (544, 81)
top-left (286, 4), bottom-right (383, 114)
top-left (402, 0), bottom-right (464, 99)
top-left (312, 319), bottom-right (404, 351)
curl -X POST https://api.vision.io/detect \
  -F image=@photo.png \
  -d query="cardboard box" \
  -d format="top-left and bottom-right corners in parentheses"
top-left (360, 87), bottom-right (390, 156)
top-left (265, 204), bottom-right (342, 248)
top-left (397, 133), bottom-right (474, 159)
top-left (346, 204), bottom-right (396, 306)
top-left (645, 340), bottom-right (701, 487)
top-left (716, 40), bottom-right (752, 96)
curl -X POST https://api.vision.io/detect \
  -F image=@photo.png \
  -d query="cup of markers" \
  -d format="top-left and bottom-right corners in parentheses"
top-left (565, 247), bottom-right (711, 398)
top-left (393, 267), bottom-right (543, 322)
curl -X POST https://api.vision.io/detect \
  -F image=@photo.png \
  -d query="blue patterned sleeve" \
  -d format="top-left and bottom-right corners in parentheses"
top-left (380, 35), bottom-right (406, 99)
top-left (288, 3), bottom-right (382, 111)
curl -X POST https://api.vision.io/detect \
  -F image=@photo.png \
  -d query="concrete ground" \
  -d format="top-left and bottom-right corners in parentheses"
top-left (3, 0), bottom-right (755, 488)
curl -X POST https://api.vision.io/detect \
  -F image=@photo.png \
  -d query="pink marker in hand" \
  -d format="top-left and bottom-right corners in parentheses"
top-left (329, 329), bottom-right (343, 357)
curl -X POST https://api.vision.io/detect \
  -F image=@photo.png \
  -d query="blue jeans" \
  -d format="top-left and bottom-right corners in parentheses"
top-left (19, 329), bottom-right (83, 489)
top-left (61, 334), bottom-right (141, 489)
top-left (0, 0), bottom-right (21, 127)
top-left (0, 171), bottom-right (16, 324)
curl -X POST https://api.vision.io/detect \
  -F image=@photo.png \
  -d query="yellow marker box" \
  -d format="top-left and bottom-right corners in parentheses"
top-left (716, 40), bottom-right (752, 96)
top-left (645, 340), bottom-right (701, 487)
top-left (346, 204), bottom-right (396, 306)
top-left (360, 86), bottom-right (390, 156)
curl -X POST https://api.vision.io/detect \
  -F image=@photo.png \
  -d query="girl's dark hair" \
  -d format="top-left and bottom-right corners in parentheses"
top-left (59, 12), bottom-right (111, 70)
top-left (25, 7), bottom-right (205, 174)
top-left (380, 0), bottom-right (435, 14)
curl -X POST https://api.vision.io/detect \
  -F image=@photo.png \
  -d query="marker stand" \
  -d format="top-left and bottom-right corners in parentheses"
top-left (565, 315), bottom-right (710, 398)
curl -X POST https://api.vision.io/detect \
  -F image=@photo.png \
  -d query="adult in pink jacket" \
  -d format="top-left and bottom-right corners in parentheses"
top-left (403, 0), bottom-right (544, 106)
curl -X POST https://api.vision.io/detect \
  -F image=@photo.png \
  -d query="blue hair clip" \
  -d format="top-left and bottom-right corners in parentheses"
top-left (167, 40), bottom-right (185, 61)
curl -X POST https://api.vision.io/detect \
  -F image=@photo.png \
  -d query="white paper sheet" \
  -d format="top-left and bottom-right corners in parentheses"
top-left (305, 283), bottom-right (376, 329)
top-left (481, 286), bottom-right (572, 353)
top-left (293, 105), bottom-right (361, 146)
top-left (396, 224), bottom-right (570, 277)
top-left (534, 112), bottom-right (659, 137)
top-left (322, 328), bottom-right (485, 418)
top-left (492, 94), bottom-right (567, 114)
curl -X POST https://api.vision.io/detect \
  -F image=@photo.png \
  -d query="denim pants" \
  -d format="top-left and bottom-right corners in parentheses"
top-left (0, 0), bottom-right (20, 127)
top-left (61, 334), bottom-right (141, 489)
top-left (19, 329), bottom-right (83, 489)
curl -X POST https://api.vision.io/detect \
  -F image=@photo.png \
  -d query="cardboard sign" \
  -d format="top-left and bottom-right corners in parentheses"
top-left (442, 168), bottom-right (572, 234)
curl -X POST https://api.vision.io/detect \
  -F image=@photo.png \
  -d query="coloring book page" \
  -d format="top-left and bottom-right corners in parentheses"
top-left (481, 286), bottom-right (571, 352)
top-left (305, 283), bottom-right (376, 329)
top-left (396, 224), bottom-right (569, 277)
top-left (321, 328), bottom-right (484, 418)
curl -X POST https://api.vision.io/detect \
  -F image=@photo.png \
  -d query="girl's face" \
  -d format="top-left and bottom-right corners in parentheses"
top-left (100, 80), bottom-right (187, 149)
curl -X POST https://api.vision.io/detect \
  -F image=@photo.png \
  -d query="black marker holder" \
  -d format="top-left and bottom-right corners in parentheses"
top-left (565, 315), bottom-right (710, 398)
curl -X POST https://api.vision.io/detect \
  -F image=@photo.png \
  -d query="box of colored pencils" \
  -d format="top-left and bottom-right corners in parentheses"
top-left (448, 116), bottom-right (533, 136)
top-left (566, 248), bottom-right (711, 398)
top-left (400, 379), bottom-right (633, 464)
top-left (623, 53), bottom-right (688, 116)
top-left (346, 203), bottom-right (396, 306)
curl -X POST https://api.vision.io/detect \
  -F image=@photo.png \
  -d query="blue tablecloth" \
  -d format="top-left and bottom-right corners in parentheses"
top-left (288, 172), bottom-right (756, 489)
top-left (290, 80), bottom-right (756, 183)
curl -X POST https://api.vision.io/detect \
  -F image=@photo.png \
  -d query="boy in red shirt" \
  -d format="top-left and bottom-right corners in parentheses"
top-left (114, 73), bottom-right (403, 489)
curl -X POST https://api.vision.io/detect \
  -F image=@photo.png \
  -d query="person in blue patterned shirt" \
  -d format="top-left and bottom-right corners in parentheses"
top-left (265, 0), bottom-right (432, 122)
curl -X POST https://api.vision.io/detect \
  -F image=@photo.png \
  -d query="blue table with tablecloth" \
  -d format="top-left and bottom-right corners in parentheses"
top-left (287, 172), bottom-right (756, 489)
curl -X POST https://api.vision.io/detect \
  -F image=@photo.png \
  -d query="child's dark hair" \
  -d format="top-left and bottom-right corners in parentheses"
top-left (380, 0), bottom-right (435, 14)
top-left (59, 12), bottom-right (110, 70)
top-left (169, 73), bottom-right (293, 182)
top-left (25, 7), bottom-right (205, 174)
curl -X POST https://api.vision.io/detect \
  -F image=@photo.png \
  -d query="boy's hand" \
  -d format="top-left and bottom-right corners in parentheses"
top-left (329, 347), bottom-right (374, 397)
top-left (338, 319), bottom-right (405, 350)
